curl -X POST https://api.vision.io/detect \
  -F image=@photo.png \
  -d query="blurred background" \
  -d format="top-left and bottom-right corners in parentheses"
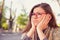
top-left (0, 0), bottom-right (60, 33)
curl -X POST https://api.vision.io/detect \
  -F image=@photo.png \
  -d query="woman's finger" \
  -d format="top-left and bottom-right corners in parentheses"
top-left (37, 14), bottom-right (46, 27)
top-left (43, 14), bottom-right (52, 26)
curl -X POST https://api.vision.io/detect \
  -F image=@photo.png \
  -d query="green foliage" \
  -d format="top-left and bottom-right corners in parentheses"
top-left (2, 17), bottom-right (6, 23)
top-left (1, 6), bottom-right (9, 29)
top-left (2, 6), bottom-right (9, 23)
top-left (16, 13), bottom-right (28, 29)
top-left (17, 13), bottom-right (28, 25)
top-left (2, 23), bottom-right (8, 30)
top-left (18, 25), bottom-right (26, 29)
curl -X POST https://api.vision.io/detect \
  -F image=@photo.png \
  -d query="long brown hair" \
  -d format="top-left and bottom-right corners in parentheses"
top-left (22, 3), bottom-right (58, 40)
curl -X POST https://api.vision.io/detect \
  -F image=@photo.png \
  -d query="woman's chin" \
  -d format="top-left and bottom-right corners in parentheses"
top-left (34, 23), bottom-right (38, 26)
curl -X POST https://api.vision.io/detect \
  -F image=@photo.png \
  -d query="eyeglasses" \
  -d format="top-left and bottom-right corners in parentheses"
top-left (32, 13), bottom-right (46, 16)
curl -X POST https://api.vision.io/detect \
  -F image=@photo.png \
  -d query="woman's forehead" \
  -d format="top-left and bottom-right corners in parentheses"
top-left (33, 7), bottom-right (46, 14)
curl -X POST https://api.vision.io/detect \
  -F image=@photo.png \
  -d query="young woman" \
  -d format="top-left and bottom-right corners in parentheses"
top-left (21, 3), bottom-right (60, 40)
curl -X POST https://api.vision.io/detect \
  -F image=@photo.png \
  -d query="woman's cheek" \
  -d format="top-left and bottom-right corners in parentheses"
top-left (31, 18), bottom-right (38, 26)
top-left (33, 20), bottom-right (39, 25)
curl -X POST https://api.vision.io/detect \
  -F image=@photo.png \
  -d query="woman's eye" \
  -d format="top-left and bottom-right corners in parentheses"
top-left (38, 13), bottom-right (41, 15)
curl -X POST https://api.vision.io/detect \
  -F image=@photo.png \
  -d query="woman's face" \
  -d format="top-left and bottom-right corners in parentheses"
top-left (31, 7), bottom-right (47, 26)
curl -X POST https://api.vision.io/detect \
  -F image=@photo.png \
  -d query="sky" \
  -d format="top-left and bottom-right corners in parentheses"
top-left (0, 0), bottom-right (60, 24)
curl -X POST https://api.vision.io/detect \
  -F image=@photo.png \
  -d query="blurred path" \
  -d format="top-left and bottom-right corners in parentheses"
top-left (0, 32), bottom-right (22, 40)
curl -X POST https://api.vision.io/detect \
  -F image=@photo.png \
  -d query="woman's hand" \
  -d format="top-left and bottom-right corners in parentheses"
top-left (37, 14), bottom-right (51, 31)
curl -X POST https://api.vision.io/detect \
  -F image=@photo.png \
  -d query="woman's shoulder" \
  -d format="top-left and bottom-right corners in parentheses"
top-left (53, 27), bottom-right (60, 40)
top-left (54, 27), bottom-right (60, 33)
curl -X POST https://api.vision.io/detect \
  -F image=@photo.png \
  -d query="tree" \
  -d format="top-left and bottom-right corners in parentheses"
top-left (16, 4), bottom-right (28, 29)
top-left (6, 1), bottom-right (16, 31)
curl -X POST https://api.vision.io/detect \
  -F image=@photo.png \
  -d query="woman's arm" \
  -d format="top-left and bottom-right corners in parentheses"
top-left (21, 26), bottom-right (35, 40)
top-left (37, 27), bottom-right (47, 40)
top-left (26, 26), bottom-right (36, 38)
